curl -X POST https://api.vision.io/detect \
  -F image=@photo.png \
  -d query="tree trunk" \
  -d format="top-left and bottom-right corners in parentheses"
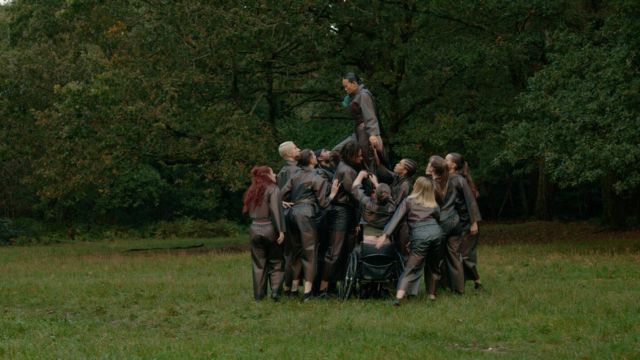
top-left (601, 173), bottom-right (627, 228)
top-left (534, 157), bottom-right (552, 220)
top-left (518, 180), bottom-right (529, 217)
top-left (264, 62), bottom-right (279, 141)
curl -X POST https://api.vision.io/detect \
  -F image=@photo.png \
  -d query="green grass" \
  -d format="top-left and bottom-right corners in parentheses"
top-left (1, 222), bottom-right (639, 359)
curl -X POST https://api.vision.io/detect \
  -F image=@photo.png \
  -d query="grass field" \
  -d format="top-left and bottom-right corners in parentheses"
top-left (1, 222), bottom-right (639, 359)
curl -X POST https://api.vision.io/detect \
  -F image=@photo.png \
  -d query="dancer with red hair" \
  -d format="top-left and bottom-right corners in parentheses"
top-left (243, 166), bottom-right (286, 301)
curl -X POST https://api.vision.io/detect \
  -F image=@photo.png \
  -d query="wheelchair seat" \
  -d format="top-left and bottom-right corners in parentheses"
top-left (340, 242), bottom-right (404, 300)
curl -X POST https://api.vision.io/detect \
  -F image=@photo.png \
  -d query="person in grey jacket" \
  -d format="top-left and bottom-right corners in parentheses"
top-left (281, 149), bottom-right (339, 301)
top-left (334, 73), bottom-right (384, 169)
top-left (243, 166), bottom-right (286, 301)
top-left (377, 177), bottom-right (444, 305)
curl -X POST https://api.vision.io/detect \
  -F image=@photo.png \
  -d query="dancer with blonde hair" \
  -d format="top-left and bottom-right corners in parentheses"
top-left (377, 177), bottom-right (443, 305)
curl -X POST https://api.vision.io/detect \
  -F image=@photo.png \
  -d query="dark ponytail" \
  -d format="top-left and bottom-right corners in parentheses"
top-left (448, 153), bottom-right (477, 198)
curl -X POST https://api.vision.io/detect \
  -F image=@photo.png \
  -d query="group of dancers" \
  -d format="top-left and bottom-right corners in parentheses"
top-left (242, 73), bottom-right (482, 305)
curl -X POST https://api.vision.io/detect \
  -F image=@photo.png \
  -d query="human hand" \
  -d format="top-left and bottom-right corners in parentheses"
top-left (368, 173), bottom-right (379, 188)
top-left (282, 201), bottom-right (294, 209)
top-left (330, 179), bottom-right (341, 198)
top-left (369, 136), bottom-right (380, 149)
top-left (470, 222), bottom-right (478, 235)
top-left (277, 232), bottom-right (285, 245)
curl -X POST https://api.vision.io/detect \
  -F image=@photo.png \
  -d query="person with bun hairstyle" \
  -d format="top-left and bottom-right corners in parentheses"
top-left (442, 152), bottom-right (482, 293)
top-left (351, 170), bottom-right (396, 245)
top-left (377, 177), bottom-right (443, 304)
top-left (334, 73), bottom-right (384, 169)
top-left (243, 166), bottom-right (286, 301)
top-left (281, 150), bottom-right (340, 301)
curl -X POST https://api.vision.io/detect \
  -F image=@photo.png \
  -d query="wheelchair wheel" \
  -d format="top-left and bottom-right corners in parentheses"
top-left (339, 250), bottom-right (359, 300)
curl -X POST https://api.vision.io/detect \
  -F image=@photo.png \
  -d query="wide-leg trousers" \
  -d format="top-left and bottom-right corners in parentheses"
top-left (287, 204), bottom-right (319, 283)
top-left (250, 223), bottom-right (285, 300)
top-left (397, 222), bottom-right (442, 295)
top-left (322, 204), bottom-right (356, 283)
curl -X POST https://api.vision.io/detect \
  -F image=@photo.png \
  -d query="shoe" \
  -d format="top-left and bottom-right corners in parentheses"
top-left (286, 290), bottom-right (300, 299)
top-left (428, 294), bottom-right (436, 301)
top-left (392, 298), bottom-right (401, 307)
top-left (317, 291), bottom-right (329, 300)
top-left (271, 292), bottom-right (281, 302)
top-left (303, 292), bottom-right (314, 302)
top-left (474, 282), bottom-right (484, 291)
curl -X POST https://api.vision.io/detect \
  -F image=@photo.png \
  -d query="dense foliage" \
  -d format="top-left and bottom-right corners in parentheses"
top-left (1, 0), bottom-right (638, 228)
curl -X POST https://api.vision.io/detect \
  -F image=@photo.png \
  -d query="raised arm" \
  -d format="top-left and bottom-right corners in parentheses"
top-left (383, 198), bottom-right (409, 236)
top-left (351, 170), bottom-right (374, 207)
top-left (375, 162), bottom-right (395, 184)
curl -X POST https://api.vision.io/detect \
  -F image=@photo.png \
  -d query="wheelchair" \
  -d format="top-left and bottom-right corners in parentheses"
top-left (339, 241), bottom-right (404, 300)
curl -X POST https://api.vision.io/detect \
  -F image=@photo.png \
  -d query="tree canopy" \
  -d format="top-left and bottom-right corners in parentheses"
top-left (1, 0), bottom-right (638, 227)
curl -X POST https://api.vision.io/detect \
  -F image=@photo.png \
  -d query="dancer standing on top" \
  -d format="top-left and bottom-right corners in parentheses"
top-left (334, 73), bottom-right (385, 170)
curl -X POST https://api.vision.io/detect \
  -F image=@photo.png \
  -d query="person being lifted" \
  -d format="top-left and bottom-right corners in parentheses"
top-left (334, 73), bottom-right (385, 170)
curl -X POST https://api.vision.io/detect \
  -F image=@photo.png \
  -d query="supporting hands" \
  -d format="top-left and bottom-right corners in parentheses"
top-left (282, 201), bottom-right (293, 209)
top-left (277, 232), bottom-right (285, 245)
top-left (368, 173), bottom-right (379, 189)
top-left (369, 135), bottom-right (382, 151)
top-left (329, 179), bottom-right (341, 200)
top-left (372, 146), bottom-right (381, 166)
top-left (352, 170), bottom-right (368, 188)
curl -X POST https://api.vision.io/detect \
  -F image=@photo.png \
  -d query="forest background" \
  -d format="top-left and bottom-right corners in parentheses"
top-left (1, 0), bottom-right (639, 242)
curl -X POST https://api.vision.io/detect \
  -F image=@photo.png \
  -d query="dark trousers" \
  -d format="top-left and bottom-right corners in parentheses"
top-left (445, 232), bottom-right (465, 293)
top-left (461, 232), bottom-right (480, 281)
top-left (322, 205), bottom-right (356, 283)
top-left (394, 221), bottom-right (411, 257)
top-left (288, 204), bottom-right (319, 283)
top-left (314, 209), bottom-right (330, 291)
top-left (283, 208), bottom-right (298, 290)
top-left (250, 223), bottom-right (284, 300)
top-left (397, 238), bottom-right (440, 295)
top-left (399, 223), bottom-right (442, 296)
